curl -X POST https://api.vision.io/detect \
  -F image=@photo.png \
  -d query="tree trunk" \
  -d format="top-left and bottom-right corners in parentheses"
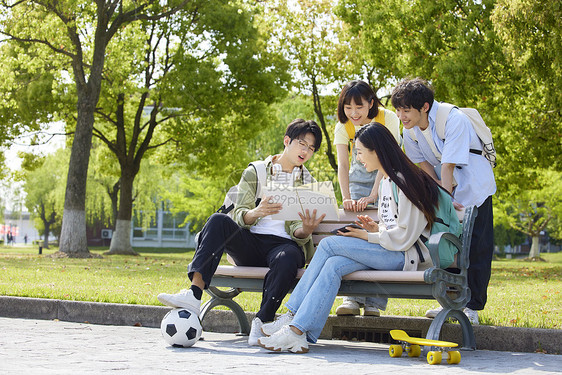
top-left (106, 170), bottom-right (138, 255)
top-left (43, 222), bottom-right (50, 249)
top-left (107, 219), bottom-right (137, 255)
top-left (108, 180), bottom-right (120, 228)
top-left (59, 98), bottom-right (96, 257)
top-left (528, 235), bottom-right (541, 259)
top-left (311, 77), bottom-right (338, 173)
top-left (57, 1), bottom-right (111, 258)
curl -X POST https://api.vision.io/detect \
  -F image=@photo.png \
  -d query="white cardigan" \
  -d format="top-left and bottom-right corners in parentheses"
top-left (367, 176), bottom-right (433, 271)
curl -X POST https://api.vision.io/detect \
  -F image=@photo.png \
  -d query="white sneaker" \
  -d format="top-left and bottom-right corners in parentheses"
top-left (261, 311), bottom-right (294, 336)
top-left (424, 306), bottom-right (443, 318)
top-left (463, 307), bottom-right (479, 325)
top-left (258, 325), bottom-right (309, 353)
top-left (157, 289), bottom-right (201, 315)
top-left (336, 297), bottom-right (360, 316)
top-left (248, 317), bottom-right (265, 346)
top-left (363, 306), bottom-right (381, 317)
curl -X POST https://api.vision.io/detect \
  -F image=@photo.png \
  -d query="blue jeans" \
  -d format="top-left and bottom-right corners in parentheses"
top-left (285, 236), bottom-right (405, 343)
top-left (349, 147), bottom-right (381, 309)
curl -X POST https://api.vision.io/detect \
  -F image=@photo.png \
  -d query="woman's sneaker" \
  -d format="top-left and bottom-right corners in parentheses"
top-left (157, 289), bottom-right (201, 315)
top-left (261, 311), bottom-right (294, 336)
top-left (363, 305), bottom-right (381, 317)
top-left (258, 325), bottom-right (309, 354)
top-left (336, 297), bottom-right (360, 316)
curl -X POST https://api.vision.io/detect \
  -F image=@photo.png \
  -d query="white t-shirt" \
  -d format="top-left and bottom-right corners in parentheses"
top-left (378, 179), bottom-right (398, 229)
top-left (249, 164), bottom-right (302, 240)
top-left (368, 175), bottom-right (430, 255)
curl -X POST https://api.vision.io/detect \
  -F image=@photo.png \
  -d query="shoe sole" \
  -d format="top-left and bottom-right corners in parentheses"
top-left (363, 311), bottom-right (381, 317)
top-left (335, 307), bottom-right (360, 316)
top-left (157, 295), bottom-right (200, 315)
top-left (157, 295), bottom-right (180, 308)
top-left (259, 342), bottom-right (309, 354)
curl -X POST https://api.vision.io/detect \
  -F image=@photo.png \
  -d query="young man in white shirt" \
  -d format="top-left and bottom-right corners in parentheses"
top-left (391, 78), bottom-right (496, 325)
top-left (157, 119), bottom-right (325, 345)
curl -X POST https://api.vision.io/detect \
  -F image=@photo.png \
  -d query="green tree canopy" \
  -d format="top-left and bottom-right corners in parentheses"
top-left (0, 0), bottom-right (191, 257)
top-left (0, 0), bottom-right (289, 256)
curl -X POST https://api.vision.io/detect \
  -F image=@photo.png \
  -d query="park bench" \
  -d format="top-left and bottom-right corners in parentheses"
top-left (200, 206), bottom-right (478, 350)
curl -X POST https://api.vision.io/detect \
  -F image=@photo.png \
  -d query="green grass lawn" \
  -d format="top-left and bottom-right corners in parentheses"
top-left (1, 245), bottom-right (560, 329)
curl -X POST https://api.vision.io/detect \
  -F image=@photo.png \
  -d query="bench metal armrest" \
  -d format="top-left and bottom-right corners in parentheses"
top-left (426, 205), bottom-right (478, 272)
top-left (459, 205), bottom-right (478, 271)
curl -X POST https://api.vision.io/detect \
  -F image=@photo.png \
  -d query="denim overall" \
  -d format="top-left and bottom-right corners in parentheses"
top-left (349, 144), bottom-right (377, 201)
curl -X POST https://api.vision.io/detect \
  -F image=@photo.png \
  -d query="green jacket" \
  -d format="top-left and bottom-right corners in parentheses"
top-left (231, 155), bottom-right (316, 262)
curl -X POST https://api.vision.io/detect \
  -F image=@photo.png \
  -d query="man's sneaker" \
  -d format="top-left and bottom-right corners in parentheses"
top-left (248, 317), bottom-right (265, 346)
top-left (424, 306), bottom-right (443, 318)
top-left (261, 311), bottom-right (294, 336)
top-left (336, 297), bottom-right (360, 316)
top-left (463, 307), bottom-right (479, 325)
top-left (363, 305), bottom-right (381, 317)
top-left (258, 325), bottom-right (309, 353)
top-left (157, 289), bottom-right (201, 315)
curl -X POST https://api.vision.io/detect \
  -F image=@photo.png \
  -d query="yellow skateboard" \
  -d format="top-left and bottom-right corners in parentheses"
top-left (389, 329), bottom-right (461, 365)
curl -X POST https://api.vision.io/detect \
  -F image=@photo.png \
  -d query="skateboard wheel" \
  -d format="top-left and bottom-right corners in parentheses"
top-left (389, 345), bottom-right (403, 357)
top-left (427, 351), bottom-right (442, 365)
top-left (407, 344), bottom-right (421, 357)
top-left (447, 350), bottom-right (461, 364)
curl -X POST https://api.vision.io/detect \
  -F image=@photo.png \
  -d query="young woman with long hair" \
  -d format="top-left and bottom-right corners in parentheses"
top-left (258, 122), bottom-right (448, 353)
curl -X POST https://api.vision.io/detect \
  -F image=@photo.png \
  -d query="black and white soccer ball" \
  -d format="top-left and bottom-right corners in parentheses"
top-left (160, 308), bottom-right (202, 347)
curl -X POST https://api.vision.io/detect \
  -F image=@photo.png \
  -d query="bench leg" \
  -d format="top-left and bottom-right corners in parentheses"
top-left (426, 308), bottom-right (476, 351)
top-left (200, 286), bottom-right (251, 335)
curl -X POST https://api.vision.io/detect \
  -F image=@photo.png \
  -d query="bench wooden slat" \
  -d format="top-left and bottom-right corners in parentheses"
top-left (214, 265), bottom-right (426, 283)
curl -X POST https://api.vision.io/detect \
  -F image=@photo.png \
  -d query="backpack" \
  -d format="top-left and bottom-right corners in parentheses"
top-left (217, 161), bottom-right (268, 217)
top-left (345, 107), bottom-right (386, 142)
top-left (409, 102), bottom-right (497, 168)
top-left (391, 181), bottom-right (462, 269)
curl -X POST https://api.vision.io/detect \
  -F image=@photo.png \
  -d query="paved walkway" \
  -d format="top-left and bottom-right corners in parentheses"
top-left (0, 317), bottom-right (559, 374)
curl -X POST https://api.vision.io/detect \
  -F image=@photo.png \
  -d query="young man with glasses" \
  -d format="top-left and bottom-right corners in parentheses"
top-left (157, 118), bottom-right (325, 345)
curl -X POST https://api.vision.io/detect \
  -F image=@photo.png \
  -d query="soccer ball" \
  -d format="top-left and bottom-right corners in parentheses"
top-left (160, 308), bottom-right (202, 347)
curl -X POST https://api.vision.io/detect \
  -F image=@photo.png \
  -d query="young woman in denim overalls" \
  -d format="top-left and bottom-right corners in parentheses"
top-left (333, 80), bottom-right (402, 317)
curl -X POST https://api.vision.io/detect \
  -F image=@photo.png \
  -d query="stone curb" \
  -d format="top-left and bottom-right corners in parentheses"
top-left (1, 296), bottom-right (560, 354)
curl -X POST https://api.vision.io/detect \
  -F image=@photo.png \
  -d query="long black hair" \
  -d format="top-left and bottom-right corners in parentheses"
top-left (355, 122), bottom-right (441, 225)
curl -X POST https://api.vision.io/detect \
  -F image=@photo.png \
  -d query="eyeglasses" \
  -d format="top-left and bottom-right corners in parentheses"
top-left (296, 139), bottom-right (316, 153)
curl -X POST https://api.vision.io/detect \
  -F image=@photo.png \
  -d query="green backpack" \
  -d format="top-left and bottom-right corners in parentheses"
top-left (391, 182), bottom-right (462, 268)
